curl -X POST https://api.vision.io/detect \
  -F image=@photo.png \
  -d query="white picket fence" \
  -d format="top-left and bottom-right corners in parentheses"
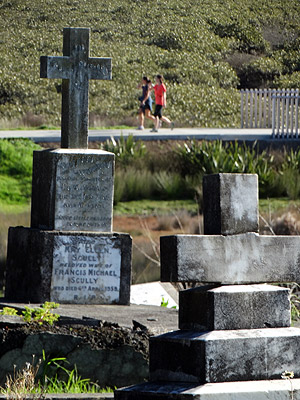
top-left (240, 88), bottom-right (300, 138)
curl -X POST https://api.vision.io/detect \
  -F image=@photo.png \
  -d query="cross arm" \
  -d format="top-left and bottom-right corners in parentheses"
top-left (40, 56), bottom-right (71, 79)
top-left (160, 233), bottom-right (300, 284)
top-left (87, 57), bottom-right (112, 80)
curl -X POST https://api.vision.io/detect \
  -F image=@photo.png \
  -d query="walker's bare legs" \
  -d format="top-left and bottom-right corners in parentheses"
top-left (155, 116), bottom-right (174, 130)
top-left (138, 109), bottom-right (144, 129)
top-left (161, 116), bottom-right (171, 125)
top-left (145, 109), bottom-right (156, 122)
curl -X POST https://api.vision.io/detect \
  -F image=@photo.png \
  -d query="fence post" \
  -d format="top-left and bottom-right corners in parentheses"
top-left (263, 89), bottom-right (267, 128)
top-left (258, 89), bottom-right (262, 128)
top-left (250, 89), bottom-right (254, 128)
top-left (245, 90), bottom-right (249, 128)
top-left (296, 95), bottom-right (299, 138)
top-left (290, 90), bottom-right (294, 138)
top-left (272, 95), bottom-right (276, 138)
top-left (254, 88), bottom-right (258, 128)
top-left (241, 90), bottom-right (244, 128)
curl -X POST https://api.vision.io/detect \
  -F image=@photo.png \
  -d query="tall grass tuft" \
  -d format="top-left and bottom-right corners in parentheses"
top-left (114, 168), bottom-right (156, 203)
top-left (101, 134), bottom-right (147, 166)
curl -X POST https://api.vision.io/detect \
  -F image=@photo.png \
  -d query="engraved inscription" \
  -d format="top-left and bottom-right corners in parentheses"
top-left (54, 154), bottom-right (113, 232)
top-left (51, 236), bottom-right (121, 304)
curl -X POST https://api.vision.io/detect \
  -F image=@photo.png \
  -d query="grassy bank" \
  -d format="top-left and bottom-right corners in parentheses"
top-left (1, 0), bottom-right (300, 127)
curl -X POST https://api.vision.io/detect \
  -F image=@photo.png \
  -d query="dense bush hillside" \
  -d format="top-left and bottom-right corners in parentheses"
top-left (1, 0), bottom-right (300, 127)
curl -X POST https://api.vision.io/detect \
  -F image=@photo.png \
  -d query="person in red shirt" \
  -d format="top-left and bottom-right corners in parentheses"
top-left (151, 75), bottom-right (174, 132)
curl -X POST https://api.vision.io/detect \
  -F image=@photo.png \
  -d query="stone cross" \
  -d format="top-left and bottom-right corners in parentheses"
top-left (161, 173), bottom-right (300, 284)
top-left (40, 27), bottom-right (112, 149)
top-left (116, 172), bottom-right (300, 399)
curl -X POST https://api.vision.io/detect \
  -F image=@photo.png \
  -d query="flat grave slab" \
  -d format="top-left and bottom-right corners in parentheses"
top-left (115, 379), bottom-right (300, 400)
top-left (0, 301), bottom-right (178, 335)
top-left (0, 395), bottom-right (113, 400)
top-left (130, 282), bottom-right (178, 309)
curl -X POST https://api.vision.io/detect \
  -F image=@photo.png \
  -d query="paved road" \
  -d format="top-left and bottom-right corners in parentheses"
top-left (0, 128), bottom-right (275, 143)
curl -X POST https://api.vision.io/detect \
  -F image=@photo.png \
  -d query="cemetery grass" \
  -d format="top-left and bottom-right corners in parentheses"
top-left (2, 0), bottom-right (300, 127)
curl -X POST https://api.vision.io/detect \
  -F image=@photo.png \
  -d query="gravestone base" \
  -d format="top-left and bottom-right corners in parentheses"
top-left (179, 284), bottom-right (291, 330)
top-left (115, 379), bottom-right (300, 400)
top-left (149, 327), bottom-right (300, 383)
top-left (5, 227), bottom-right (131, 305)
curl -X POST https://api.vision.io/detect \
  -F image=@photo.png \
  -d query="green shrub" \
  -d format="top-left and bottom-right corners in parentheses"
top-left (238, 57), bottom-right (282, 88)
top-left (2, 0), bottom-right (300, 127)
top-left (281, 169), bottom-right (300, 200)
top-left (155, 172), bottom-right (193, 200)
top-left (176, 140), bottom-right (283, 198)
top-left (114, 168), bottom-right (156, 203)
top-left (0, 139), bottom-right (40, 205)
top-left (0, 139), bottom-right (40, 177)
top-left (101, 135), bottom-right (147, 166)
top-left (280, 149), bottom-right (300, 199)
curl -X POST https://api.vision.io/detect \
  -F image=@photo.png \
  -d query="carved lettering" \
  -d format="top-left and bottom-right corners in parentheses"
top-left (54, 155), bottom-right (113, 231)
top-left (51, 236), bottom-right (121, 304)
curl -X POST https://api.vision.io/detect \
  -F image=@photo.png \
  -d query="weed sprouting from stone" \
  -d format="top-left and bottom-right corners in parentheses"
top-left (281, 370), bottom-right (294, 400)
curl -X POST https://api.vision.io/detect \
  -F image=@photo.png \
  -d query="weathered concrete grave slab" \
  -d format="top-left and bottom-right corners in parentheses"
top-left (116, 173), bottom-right (300, 400)
top-left (5, 228), bottom-right (131, 304)
top-left (31, 149), bottom-right (114, 232)
top-left (115, 380), bottom-right (300, 400)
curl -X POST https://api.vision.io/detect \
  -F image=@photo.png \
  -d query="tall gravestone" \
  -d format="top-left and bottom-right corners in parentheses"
top-left (115, 173), bottom-right (300, 399)
top-left (5, 28), bottom-right (132, 305)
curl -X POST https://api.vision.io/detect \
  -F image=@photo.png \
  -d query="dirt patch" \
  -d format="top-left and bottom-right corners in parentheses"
top-left (0, 321), bottom-right (150, 360)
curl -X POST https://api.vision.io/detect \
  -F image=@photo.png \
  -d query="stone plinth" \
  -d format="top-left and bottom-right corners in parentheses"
top-left (31, 149), bottom-right (114, 232)
top-left (149, 327), bottom-right (300, 383)
top-left (5, 227), bottom-right (131, 305)
top-left (179, 284), bottom-right (291, 330)
top-left (203, 173), bottom-right (259, 235)
top-left (161, 233), bottom-right (300, 283)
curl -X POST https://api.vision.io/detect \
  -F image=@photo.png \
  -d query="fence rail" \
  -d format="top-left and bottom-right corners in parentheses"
top-left (241, 88), bottom-right (300, 139)
top-left (241, 89), bottom-right (275, 129)
top-left (272, 91), bottom-right (300, 138)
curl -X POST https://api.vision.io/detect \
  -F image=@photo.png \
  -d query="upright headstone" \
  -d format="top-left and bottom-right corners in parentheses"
top-left (5, 28), bottom-right (132, 305)
top-left (115, 173), bottom-right (300, 399)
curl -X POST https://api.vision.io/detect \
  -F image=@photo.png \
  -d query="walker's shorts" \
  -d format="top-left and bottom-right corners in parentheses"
top-left (140, 103), bottom-right (151, 114)
top-left (154, 104), bottom-right (163, 119)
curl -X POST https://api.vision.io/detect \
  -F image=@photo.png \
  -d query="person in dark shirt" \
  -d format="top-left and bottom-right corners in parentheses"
top-left (137, 76), bottom-right (155, 130)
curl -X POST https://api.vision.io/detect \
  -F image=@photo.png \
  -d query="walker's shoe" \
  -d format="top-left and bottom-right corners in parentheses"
top-left (150, 128), bottom-right (158, 132)
top-left (170, 122), bottom-right (175, 130)
top-left (137, 126), bottom-right (144, 130)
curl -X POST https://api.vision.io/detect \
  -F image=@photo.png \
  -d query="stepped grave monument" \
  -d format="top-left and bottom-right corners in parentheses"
top-left (116, 173), bottom-right (300, 399)
top-left (5, 27), bottom-right (132, 305)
